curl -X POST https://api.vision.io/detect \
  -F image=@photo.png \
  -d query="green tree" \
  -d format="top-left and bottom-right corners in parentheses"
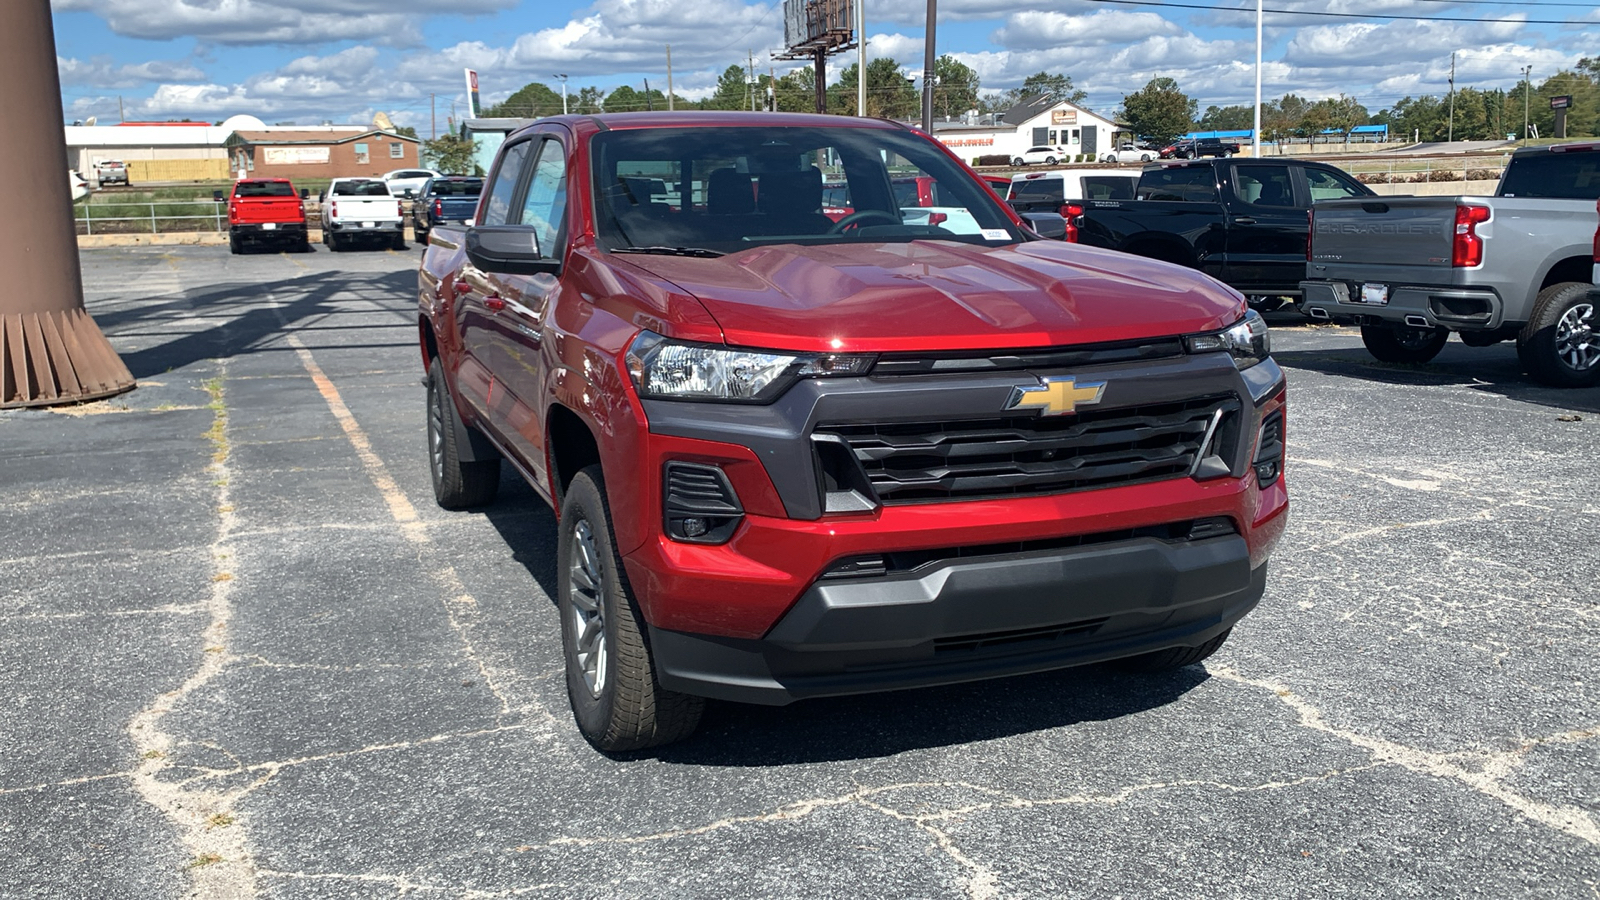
top-left (604, 84), bottom-right (669, 112)
top-left (1531, 70), bottom-right (1599, 138)
top-left (827, 59), bottom-right (918, 119)
top-left (572, 86), bottom-right (606, 114)
top-left (1197, 104), bottom-right (1254, 132)
top-left (1121, 77), bottom-right (1195, 145)
top-left (980, 71), bottom-right (1086, 114)
top-left (421, 133), bottom-right (477, 174)
top-left (931, 55), bottom-right (981, 120)
top-left (392, 125), bottom-right (418, 139)
top-left (483, 81), bottom-right (564, 118)
top-left (1261, 94), bottom-right (1311, 151)
top-left (1374, 94), bottom-right (1445, 143)
top-left (706, 65), bottom-right (753, 111)
top-left (1304, 94), bottom-right (1368, 146)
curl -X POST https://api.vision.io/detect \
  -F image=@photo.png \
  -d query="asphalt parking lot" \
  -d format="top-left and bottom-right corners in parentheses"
top-left (2, 244), bottom-right (1597, 899)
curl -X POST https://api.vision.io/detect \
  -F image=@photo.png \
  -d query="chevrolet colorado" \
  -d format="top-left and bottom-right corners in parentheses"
top-left (1299, 141), bottom-right (1600, 386)
top-left (417, 112), bottom-right (1289, 751)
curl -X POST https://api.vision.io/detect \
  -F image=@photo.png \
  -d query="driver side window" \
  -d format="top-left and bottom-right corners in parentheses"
top-left (520, 141), bottom-right (568, 258)
top-left (480, 141), bottom-right (530, 227)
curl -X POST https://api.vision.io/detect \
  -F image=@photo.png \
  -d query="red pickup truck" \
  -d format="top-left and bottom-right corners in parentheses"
top-left (216, 178), bottom-right (310, 254)
top-left (417, 112), bottom-right (1288, 751)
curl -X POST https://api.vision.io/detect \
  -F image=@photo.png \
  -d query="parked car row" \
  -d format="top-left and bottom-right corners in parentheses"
top-left (213, 169), bottom-right (483, 254)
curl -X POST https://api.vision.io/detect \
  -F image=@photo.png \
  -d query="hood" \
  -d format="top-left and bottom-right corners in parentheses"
top-left (618, 240), bottom-right (1245, 353)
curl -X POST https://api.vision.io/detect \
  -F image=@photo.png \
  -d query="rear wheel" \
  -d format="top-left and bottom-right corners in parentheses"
top-left (392, 232), bottom-right (407, 251)
top-left (1011, 157), bottom-right (1024, 166)
top-left (228, 234), bottom-right (242, 255)
top-left (328, 231), bottom-right (343, 252)
top-left (1516, 282), bottom-right (1600, 388)
top-left (560, 466), bottom-right (704, 752)
top-left (1118, 628), bottom-right (1232, 672)
top-left (1044, 156), bottom-right (1057, 165)
top-left (425, 358), bottom-right (500, 509)
top-left (1360, 323), bottom-right (1448, 364)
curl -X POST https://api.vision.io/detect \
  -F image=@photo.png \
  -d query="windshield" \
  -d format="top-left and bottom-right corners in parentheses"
top-left (236, 182), bottom-right (295, 198)
top-left (433, 179), bottom-right (483, 197)
top-left (590, 125), bottom-right (1023, 253)
top-left (333, 181), bottom-right (391, 197)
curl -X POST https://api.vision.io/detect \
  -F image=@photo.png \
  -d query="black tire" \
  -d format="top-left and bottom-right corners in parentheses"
top-left (1044, 156), bottom-right (1057, 165)
top-left (328, 231), bottom-right (343, 252)
top-left (415, 227), bottom-right (429, 246)
top-left (298, 238), bottom-right (314, 253)
top-left (228, 234), bottom-right (242, 255)
top-left (392, 233), bottom-right (407, 251)
top-left (1117, 628), bottom-right (1232, 672)
top-left (425, 358), bottom-right (500, 509)
top-left (1140, 153), bottom-right (1152, 162)
top-left (1360, 323), bottom-right (1448, 364)
top-left (1011, 157), bottom-right (1024, 166)
top-left (1516, 282), bottom-right (1600, 388)
top-left (560, 465), bottom-right (705, 752)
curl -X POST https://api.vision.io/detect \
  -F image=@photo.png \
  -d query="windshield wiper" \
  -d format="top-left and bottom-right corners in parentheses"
top-left (613, 245), bottom-right (725, 258)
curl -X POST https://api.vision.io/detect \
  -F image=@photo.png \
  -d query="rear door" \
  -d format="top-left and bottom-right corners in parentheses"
top-left (1222, 162), bottom-right (1306, 293)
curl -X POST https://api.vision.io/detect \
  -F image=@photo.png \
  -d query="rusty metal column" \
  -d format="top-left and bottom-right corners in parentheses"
top-left (0, 0), bottom-right (135, 408)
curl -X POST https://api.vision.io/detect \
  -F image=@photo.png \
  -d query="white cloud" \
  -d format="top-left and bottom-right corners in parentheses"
top-left (993, 10), bottom-right (1181, 50)
top-left (51, 0), bottom-right (513, 45)
top-left (57, 56), bottom-right (205, 89)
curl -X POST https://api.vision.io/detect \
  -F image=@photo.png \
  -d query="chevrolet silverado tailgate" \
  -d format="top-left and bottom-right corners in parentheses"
top-left (1310, 197), bottom-right (1458, 269)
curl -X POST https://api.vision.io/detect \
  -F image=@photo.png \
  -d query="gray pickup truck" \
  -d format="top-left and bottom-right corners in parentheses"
top-left (1299, 141), bottom-right (1600, 387)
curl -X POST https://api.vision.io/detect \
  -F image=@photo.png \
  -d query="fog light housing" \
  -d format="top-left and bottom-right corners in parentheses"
top-left (1253, 410), bottom-right (1284, 488)
top-left (663, 461), bottom-right (743, 544)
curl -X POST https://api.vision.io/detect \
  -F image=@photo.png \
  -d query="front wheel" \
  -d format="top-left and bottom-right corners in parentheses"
top-left (425, 358), bottom-right (499, 509)
top-left (1011, 157), bottom-right (1024, 166)
top-left (560, 466), bottom-right (705, 752)
top-left (1517, 282), bottom-right (1600, 387)
top-left (1140, 153), bottom-right (1152, 162)
top-left (1361, 323), bottom-right (1448, 364)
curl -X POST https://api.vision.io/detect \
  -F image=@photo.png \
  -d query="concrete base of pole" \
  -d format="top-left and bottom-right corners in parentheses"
top-left (2, 308), bottom-right (134, 408)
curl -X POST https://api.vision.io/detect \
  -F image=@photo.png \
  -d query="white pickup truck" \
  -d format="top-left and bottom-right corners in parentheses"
top-left (318, 178), bottom-right (406, 251)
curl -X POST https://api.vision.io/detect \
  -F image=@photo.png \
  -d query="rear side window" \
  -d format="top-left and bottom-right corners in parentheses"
top-left (433, 179), bottom-right (483, 197)
top-left (236, 182), bottom-right (294, 198)
top-left (1137, 166), bottom-right (1218, 202)
top-left (332, 180), bottom-right (390, 197)
top-left (1011, 178), bottom-right (1062, 203)
top-left (481, 141), bottom-right (532, 226)
top-left (1499, 151), bottom-right (1600, 199)
top-left (1080, 176), bottom-right (1134, 201)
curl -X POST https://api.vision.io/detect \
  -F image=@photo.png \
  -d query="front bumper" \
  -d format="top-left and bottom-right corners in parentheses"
top-left (650, 534), bottom-right (1266, 705)
top-left (1299, 279), bottom-right (1504, 330)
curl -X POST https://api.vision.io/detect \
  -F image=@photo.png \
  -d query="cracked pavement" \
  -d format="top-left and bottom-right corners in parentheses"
top-left (1, 246), bottom-right (1596, 898)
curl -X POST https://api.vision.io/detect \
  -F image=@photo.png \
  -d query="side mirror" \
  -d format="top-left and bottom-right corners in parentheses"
top-left (1020, 212), bottom-right (1068, 240)
top-left (300, 188), bottom-right (310, 200)
top-left (404, 189), bottom-right (415, 199)
top-left (318, 191), bottom-right (326, 202)
top-left (464, 225), bottom-right (560, 275)
top-left (212, 190), bottom-right (225, 202)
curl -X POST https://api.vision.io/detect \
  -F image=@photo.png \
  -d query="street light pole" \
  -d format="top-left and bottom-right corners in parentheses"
top-left (921, 0), bottom-right (936, 132)
top-left (554, 74), bottom-right (569, 115)
top-left (1253, 0), bottom-right (1262, 159)
top-left (857, 0), bottom-right (867, 117)
top-left (1522, 65), bottom-right (1532, 142)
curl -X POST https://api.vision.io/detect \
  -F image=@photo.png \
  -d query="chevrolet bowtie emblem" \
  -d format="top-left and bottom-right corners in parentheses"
top-left (1005, 377), bottom-right (1107, 416)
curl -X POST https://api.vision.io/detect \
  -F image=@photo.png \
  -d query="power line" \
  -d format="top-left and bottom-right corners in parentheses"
top-left (1082, 0), bottom-right (1599, 26)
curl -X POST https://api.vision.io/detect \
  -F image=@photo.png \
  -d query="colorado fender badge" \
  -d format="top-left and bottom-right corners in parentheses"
top-left (1005, 376), bottom-right (1107, 416)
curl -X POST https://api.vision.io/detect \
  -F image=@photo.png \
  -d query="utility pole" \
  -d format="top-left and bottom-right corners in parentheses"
top-left (1447, 51), bottom-right (1455, 143)
top-left (430, 93), bottom-right (436, 140)
top-left (117, 95), bottom-right (124, 123)
top-left (666, 45), bottom-right (674, 110)
top-left (1253, 0), bottom-right (1262, 159)
top-left (644, 79), bottom-right (653, 111)
top-left (554, 74), bottom-right (569, 115)
top-left (857, 0), bottom-right (867, 117)
top-left (748, 50), bottom-right (757, 112)
top-left (921, 0), bottom-right (936, 132)
top-left (769, 64), bottom-right (777, 112)
top-left (1521, 67), bottom-right (1531, 140)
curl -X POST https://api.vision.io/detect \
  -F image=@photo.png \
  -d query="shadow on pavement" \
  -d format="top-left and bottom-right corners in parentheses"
top-left (655, 663), bottom-right (1210, 766)
top-left (1274, 341), bottom-right (1600, 415)
top-left (480, 473), bottom-right (560, 604)
top-left (105, 269), bottom-right (415, 378)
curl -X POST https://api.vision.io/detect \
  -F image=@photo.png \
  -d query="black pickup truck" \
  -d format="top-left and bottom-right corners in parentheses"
top-left (1067, 158), bottom-right (1375, 303)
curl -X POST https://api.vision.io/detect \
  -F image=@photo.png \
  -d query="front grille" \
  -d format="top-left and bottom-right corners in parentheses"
top-left (815, 394), bottom-right (1240, 503)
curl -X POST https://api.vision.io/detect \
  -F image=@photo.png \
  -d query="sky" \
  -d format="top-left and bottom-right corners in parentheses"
top-left (50, 0), bottom-right (1599, 131)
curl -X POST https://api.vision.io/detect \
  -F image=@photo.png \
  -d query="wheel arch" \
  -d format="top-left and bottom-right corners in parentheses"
top-left (547, 403), bottom-right (602, 508)
top-left (1537, 256), bottom-right (1594, 292)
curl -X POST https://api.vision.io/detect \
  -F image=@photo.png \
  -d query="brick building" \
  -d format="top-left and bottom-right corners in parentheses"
top-left (225, 129), bottom-right (421, 181)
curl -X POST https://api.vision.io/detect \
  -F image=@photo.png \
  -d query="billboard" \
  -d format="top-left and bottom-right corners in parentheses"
top-left (465, 69), bottom-right (482, 118)
top-left (782, 0), bottom-right (853, 53)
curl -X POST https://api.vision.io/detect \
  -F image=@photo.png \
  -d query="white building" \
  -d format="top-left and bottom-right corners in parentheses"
top-left (64, 115), bottom-right (370, 186)
top-left (930, 96), bottom-right (1122, 164)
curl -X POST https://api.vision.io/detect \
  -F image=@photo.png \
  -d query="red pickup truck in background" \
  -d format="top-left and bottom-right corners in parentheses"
top-left (417, 112), bottom-right (1288, 752)
top-left (216, 178), bottom-right (311, 254)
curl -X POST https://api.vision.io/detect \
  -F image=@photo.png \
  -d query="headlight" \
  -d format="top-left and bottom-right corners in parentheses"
top-left (1185, 310), bottom-right (1270, 369)
top-left (625, 332), bottom-right (875, 402)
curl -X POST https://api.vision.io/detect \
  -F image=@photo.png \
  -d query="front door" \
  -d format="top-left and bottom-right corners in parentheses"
top-left (453, 139), bottom-right (532, 418)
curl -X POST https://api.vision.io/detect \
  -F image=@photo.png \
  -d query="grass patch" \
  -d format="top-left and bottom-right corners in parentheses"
top-left (185, 853), bottom-right (223, 870)
top-left (206, 813), bottom-right (235, 829)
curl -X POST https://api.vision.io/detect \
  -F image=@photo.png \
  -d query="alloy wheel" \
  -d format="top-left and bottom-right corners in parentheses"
top-left (427, 381), bottom-right (446, 484)
top-left (567, 518), bottom-right (608, 697)
top-left (1555, 302), bottom-right (1599, 372)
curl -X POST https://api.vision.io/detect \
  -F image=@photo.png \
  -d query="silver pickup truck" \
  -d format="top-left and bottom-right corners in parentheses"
top-left (1299, 141), bottom-right (1600, 387)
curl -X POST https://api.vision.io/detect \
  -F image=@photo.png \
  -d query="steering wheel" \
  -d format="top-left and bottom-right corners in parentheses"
top-left (828, 209), bottom-right (902, 234)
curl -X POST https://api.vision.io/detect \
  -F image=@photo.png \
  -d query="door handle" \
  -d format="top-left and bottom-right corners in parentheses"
top-left (1232, 216), bottom-right (1257, 225)
top-left (484, 296), bottom-right (505, 312)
